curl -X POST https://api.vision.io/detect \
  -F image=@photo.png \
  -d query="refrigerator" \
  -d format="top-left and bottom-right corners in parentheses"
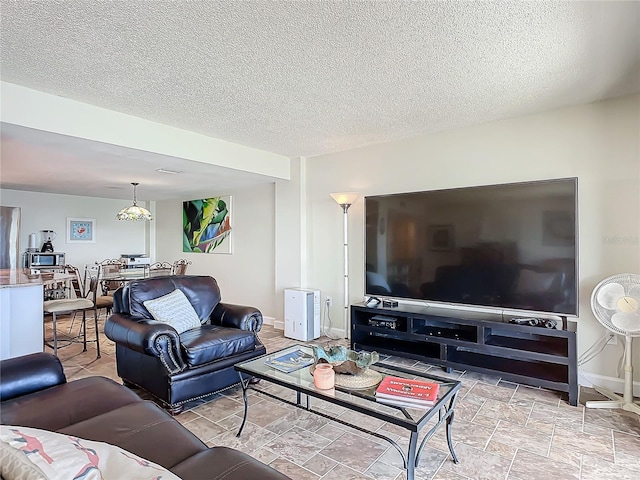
top-left (0, 206), bottom-right (21, 270)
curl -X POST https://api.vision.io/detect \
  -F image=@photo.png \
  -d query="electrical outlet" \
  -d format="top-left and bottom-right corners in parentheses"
top-left (326, 296), bottom-right (332, 307)
top-left (607, 334), bottom-right (618, 346)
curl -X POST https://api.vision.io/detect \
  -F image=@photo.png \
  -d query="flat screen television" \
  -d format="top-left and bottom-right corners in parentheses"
top-left (365, 178), bottom-right (578, 317)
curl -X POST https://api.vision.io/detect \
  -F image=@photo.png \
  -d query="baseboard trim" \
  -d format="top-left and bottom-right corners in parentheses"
top-left (578, 369), bottom-right (640, 397)
top-left (272, 319), bottom-right (284, 330)
top-left (262, 316), bottom-right (276, 326)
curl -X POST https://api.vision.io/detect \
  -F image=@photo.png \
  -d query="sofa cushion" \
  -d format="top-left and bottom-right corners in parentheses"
top-left (0, 377), bottom-right (141, 432)
top-left (57, 401), bottom-right (207, 471)
top-left (180, 325), bottom-right (256, 367)
top-left (143, 288), bottom-right (201, 334)
top-left (171, 447), bottom-right (291, 480)
top-left (0, 424), bottom-right (181, 480)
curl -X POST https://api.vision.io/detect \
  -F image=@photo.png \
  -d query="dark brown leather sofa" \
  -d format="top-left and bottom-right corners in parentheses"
top-left (104, 275), bottom-right (267, 414)
top-left (0, 352), bottom-right (290, 480)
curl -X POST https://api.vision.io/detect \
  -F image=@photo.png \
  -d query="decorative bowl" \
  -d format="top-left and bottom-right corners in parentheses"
top-left (311, 345), bottom-right (379, 375)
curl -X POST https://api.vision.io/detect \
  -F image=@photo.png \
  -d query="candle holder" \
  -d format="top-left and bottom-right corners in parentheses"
top-left (313, 363), bottom-right (335, 389)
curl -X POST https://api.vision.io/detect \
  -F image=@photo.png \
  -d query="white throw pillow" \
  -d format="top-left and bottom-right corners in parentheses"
top-left (0, 425), bottom-right (182, 480)
top-left (143, 289), bottom-right (201, 334)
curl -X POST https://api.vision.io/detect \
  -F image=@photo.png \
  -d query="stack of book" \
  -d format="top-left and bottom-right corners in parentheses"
top-left (264, 349), bottom-right (315, 373)
top-left (375, 376), bottom-right (440, 409)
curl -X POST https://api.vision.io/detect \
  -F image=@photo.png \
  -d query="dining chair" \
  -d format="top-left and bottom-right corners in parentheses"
top-left (43, 264), bottom-right (100, 358)
top-left (171, 259), bottom-right (192, 275)
top-left (96, 258), bottom-right (124, 295)
top-left (86, 265), bottom-right (114, 319)
top-left (149, 261), bottom-right (173, 277)
top-left (64, 264), bottom-right (89, 334)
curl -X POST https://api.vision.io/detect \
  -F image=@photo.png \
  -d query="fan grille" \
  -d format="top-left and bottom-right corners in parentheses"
top-left (591, 273), bottom-right (640, 337)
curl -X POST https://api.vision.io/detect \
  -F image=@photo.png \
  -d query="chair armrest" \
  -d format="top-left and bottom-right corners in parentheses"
top-left (0, 352), bottom-right (66, 401)
top-left (104, 313), bottom-right (186, 373)
top-left (211, 303), bottom-right (263, 332)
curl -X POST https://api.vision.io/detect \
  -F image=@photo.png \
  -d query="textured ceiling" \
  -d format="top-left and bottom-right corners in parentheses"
top-left (1, 1), bottom-right (639, 199)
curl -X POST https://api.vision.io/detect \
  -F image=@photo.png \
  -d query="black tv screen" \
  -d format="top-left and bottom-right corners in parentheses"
top-left (365, 178), bottom-right (578, 316)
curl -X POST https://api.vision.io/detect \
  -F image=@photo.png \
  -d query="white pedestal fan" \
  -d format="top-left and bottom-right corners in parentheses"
top-left (587, 273), bottom-right (640, 415)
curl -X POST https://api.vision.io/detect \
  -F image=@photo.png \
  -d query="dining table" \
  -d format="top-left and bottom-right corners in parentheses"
top-left (100, 268), bottom-right (148, 291)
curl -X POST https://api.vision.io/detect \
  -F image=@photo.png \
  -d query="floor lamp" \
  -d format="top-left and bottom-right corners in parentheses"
top-left (330, 193), bottom-right (359, 339)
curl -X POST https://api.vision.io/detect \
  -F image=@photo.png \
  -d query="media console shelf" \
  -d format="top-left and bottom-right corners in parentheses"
top-left (351, 303), bottom-right (578, 406)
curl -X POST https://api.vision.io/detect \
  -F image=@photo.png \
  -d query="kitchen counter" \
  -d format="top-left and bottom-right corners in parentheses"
top-left (0, 270), bottom-right (75, 360)
top-left (1, 277), bottom-right (43, 361)
top-left (0, 269), bottom-right (74, 289)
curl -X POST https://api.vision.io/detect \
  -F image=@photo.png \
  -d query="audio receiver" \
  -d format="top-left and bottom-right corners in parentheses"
top-left (368, 315), bottom-right (399, 329)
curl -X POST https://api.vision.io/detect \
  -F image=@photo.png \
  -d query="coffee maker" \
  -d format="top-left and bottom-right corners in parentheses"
top-left (40, 230), bottom-right (56, 253)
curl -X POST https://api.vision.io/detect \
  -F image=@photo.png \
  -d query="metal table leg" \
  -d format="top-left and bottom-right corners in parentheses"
top-left (406, 431), bottom-right (418, 480)
top-left (236, 373), bottom-right (252, 437)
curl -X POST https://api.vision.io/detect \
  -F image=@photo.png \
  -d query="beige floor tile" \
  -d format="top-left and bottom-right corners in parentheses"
top-left (612, 430), bottom-right (640, 471)
top-left (491, 420), bottom-right (551, 456)
top-left (325, 462), bottom-right (375, 479)
top-left (320, 430), bottom-right (388, 473)
top-left (580, 453), bottom-right (640, 480)
top-left (445, 418), bottom-right (494, 450)
top-left (314, 422), bottom-right (347, 441)
top-left (527, 401), bottom-right (584, 433)
top-left (263, 426), bottom-right (332, 465)
top-left (247, 446), bottom-right (280, 465)
top-left (467, 382), bottom-right (516, 403)
top-left (584, 406), bottom-right (640, 436)
top-left (303, 453), bottom-right (338, 476)
top-left (268, 457), bottom-right (321, 479)
top-left (476, 398), bottom-right (532, 425)
top-left (512, 384), bottom-right (563, 406)
top-left (454, 393), bottom-right (486, 422)
top-left (509, 449), bottom-right (579, 480)
top-left (485, 439), bottom-right (517, 462)
top-left (550, 425), bottom-right (615, 464)
top-left (215, 420), bottom-right (279, 453)
top-left (182, 416), bottom-right (226, 443)
top-left (364, 459), bottom-right (405, 480)
top-left (440, 442), bottom-right (511, 480)
top-left (431, 468), bottom-right (468, 479)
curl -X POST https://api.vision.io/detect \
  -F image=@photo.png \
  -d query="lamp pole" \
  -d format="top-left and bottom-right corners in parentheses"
top-left (340, 202), bottom-right (351, 339)
top-left (331, 193), bottom-right (358, 339)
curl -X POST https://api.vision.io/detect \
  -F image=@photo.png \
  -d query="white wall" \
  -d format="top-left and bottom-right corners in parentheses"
top-left (0, 189), bottom-right (149, 269)
top-left (304, 94), bottom-right (640, 383)
top-left (274, 157), bottom-right (307, 325)
top-left (154, 183), bottom-right (277, 320)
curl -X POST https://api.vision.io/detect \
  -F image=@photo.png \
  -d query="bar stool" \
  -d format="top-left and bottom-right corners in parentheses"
top-left (43, 297), bottom-right (100, 358)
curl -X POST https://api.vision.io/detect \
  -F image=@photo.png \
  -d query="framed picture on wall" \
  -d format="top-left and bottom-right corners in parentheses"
top-left (182, 196), bottom-right (233, 254)
top-left (66, 217), bottom-right (96, 243)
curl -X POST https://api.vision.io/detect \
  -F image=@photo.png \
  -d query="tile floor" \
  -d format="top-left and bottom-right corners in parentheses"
top-left (48, 316), bottom-right (640, 480)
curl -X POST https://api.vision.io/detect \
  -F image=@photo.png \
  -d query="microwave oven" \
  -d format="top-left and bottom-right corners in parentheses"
top-left (24, 252), bottom-right (66, 269)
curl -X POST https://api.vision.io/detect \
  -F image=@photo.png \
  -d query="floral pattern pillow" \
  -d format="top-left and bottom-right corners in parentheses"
top-left (0, 425), bottom-right (182, 480)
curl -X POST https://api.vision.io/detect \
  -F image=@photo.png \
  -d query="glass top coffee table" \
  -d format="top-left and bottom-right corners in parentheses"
top-left (235, 344), bottom-right (461, 480)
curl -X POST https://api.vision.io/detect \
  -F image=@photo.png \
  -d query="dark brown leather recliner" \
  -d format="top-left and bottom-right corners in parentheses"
top-left (105, 275), bottom-right (266, 414)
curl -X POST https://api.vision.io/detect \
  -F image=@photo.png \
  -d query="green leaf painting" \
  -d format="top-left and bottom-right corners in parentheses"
top-left (183, 196), bottom-right (232, 253)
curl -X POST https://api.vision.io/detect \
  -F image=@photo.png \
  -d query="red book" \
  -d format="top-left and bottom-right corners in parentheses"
top-left (375, 376), bottom-right (440, 405)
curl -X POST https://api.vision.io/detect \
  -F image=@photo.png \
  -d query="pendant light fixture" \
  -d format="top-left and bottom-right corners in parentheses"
top-left (116, 182), bottom-right (153, 221)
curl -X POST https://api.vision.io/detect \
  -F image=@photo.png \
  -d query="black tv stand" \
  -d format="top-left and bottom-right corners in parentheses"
top-left (350, 303), bottom-right (578, 406)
